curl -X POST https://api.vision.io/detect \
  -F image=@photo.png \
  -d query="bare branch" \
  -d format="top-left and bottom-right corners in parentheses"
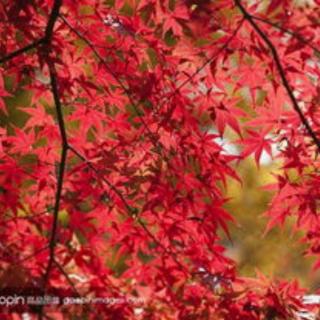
top-left (18, 245), bottom-right (49, 264)
top-left (54, 260), bottom-right (97, 315)
top-left (59, 15), bottom-right (217, 275)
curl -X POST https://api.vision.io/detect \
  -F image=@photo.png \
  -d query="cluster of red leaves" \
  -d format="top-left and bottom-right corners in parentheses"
top-left (0, 0), bottom-right (320, 319)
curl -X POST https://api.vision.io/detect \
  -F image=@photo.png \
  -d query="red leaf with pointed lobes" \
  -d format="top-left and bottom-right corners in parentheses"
top-left (210, 102), bottom-right (246, 137)
top-left (240, 129), bottom-right (273, 166)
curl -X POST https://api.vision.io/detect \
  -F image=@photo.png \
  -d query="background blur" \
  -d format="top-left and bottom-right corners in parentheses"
top-left (221, 150), bottom-right (320, 291)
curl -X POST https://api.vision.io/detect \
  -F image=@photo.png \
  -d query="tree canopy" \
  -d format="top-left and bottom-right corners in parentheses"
top-left (0, 0), bottom-right (320, 318)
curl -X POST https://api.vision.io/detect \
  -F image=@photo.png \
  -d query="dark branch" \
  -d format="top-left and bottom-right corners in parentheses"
top-left (251, 15), bottom-right (320, 56)
top-left (18, 245), bottom-right (49, 264)
top-left (54, 259), bottom-right (98, 315)
top-left (60, 16), bottom-right (217, 275)
top-left (54, 259), bottom-right (120, 316)
top-left (235, 0), bottom-right (320, 152)
top-left (41, 62), bottom-right (68, 293)
top-left (39, 1), bottom-right (65, 319)
top-left (176, 19), bottom-right (244, 94)
top-left (48, 64), bottom-right (68, 145)
top-left (44, 0), bottom-right (63, 41)
top-left (0, 245), bottom-right (49, 265)
top-left (53, 259), bottom-right (82, 297)
top-left (0, 38), bottom-right (45, 64)
top-left (0, 0), bottom-right (62, 65)
top-left (137, 218), bottom-right (188, 273)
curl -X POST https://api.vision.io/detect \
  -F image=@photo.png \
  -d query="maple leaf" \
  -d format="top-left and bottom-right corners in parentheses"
top-left (6, 127), bottom-right (36, 154)
top-left (24, 104), bottom-right (54, 128)
top-left (209, 102), bottom-right (246, 137)
top-left (162, 5), bottom-right (188, 37)
top-left (240, 129), bottom-right (273, 166)
top-left (163, 16), bottom-right (183, 37)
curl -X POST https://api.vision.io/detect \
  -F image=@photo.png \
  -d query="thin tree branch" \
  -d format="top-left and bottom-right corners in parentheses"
top-left (137, 218), bottom-right (188, 273)
top-left (3, 208), bottom-right (53, 228)
top-left (38, 1), bottom-right (65, 319)
top-left (48, 64), bottom-right (68, 145)
top-left (61, 14), bottom-right (190, 272)
top-left (175, 20), bottom-right (245, 95)
top-left (54, 260), bottom-right (96, 316)
top-left (251, 15), bottom-right (320, 56)
top-left (0, 244), bottom-right (49, 265)
top-left (54, 259), bottom-right (123, 317)
top-left (0, 38), bottom-right (45, 64)
top-left (53, 259), bottom-right (82, 297)
top-left (41, 62), bottom-right (68, 296)
top-left (234, 0), bottom-right (320, 152)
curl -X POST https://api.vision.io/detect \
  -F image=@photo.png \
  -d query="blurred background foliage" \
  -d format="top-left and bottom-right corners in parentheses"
top-left (222, 156), bottom-right (320, 291)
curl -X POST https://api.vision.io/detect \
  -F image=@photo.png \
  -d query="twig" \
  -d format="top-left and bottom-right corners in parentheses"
top-left (0, 242), bottom-right (49, 290)
top-left (3, 208), bottom-right (53, 226)
top-left (0, 38), bottom-right (45, 64)
top-left (60, 15), bottom-right (224, 275)
top-left (137, 218), bottom-right (188, 273)
top-left (53, 259), bottom-right (82, 297)
top-left (0, 0), bottom-right (65, 66)
top-left (54, 259), bottom-right (96, 313)
top-left (15, 245), bottom-right (49, 264)
top-left (61, 14), bottom-right (189, 272)
top-left (235, 0), bottom-right (320, 152)
top-left (0, 0), bottom-right (63, 65)
top-left (251, 15), bottom-right (320, 56)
